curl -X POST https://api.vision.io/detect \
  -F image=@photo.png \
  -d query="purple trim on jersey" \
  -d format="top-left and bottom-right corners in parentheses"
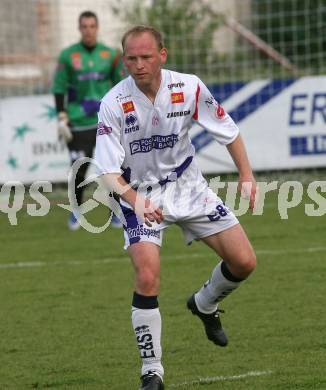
top-left (77, 72), bottom-right (105, 81)
top-left (121, 166), bottom-right (131, 184)
top-left (158, 155), bottom-right (193, 186)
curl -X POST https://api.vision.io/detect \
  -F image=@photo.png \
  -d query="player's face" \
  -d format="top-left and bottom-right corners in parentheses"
top-left (79, 17), bottom-right (98, 47)
top-left (123, 32), bottom-right (167, 91)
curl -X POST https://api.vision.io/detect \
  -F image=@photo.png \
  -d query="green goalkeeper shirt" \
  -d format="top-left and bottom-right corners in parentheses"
top-left (52, 41), bottom-right (125, 130)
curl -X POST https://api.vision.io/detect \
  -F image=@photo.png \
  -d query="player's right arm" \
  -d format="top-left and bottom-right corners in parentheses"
top-left (95, 100), bottom-right (163, 225)
top-left (101, 173), bottom-right (163, 226)
top-left (52, 50), bottom-right (69, 96)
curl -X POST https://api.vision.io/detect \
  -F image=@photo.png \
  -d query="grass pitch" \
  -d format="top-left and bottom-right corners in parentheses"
top-left (0, 188), bottom-right (325, 389)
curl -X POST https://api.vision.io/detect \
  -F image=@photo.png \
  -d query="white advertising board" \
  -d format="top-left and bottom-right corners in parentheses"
top-left (1, 76), bottom-right (325, 183)
top-left (191, 76), bottom-right (326, 173)
top-left (0, 95), bottom-right (70, 183)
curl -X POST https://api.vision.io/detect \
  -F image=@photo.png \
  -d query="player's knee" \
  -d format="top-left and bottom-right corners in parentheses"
top-left (238, 250), bottom-right (256, 277)
top-left (136, 269), bottom-right (159, 295)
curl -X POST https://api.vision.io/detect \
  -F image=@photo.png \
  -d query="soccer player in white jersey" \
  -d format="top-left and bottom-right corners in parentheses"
top-left (95, 26), bottom-right (257, 390)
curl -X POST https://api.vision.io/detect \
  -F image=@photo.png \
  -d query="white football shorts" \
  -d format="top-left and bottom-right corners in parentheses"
top-left (118, 161), bottom-right (239, 249)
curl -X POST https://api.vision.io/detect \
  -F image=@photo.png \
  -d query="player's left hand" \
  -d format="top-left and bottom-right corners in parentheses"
top-left (134, 196), bottom-right (164, 227)
top-left (238, 175), bottom-right (258, 210)
top-left (143, 198), bottom-right (164, 227)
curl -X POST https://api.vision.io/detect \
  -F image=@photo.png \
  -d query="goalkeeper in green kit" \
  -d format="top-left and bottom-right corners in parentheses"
top-left (52, 10), bottom-right (125, 230)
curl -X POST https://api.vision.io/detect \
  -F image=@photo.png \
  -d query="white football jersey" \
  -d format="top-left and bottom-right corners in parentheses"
top-left (95, 69), bottom-right (239, 187)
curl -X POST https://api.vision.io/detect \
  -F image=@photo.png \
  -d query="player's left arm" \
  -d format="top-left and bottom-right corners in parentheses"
top-left (193, 76), bottom-right (257, 209)
top-left (226, 135), bottom-right (257, 210)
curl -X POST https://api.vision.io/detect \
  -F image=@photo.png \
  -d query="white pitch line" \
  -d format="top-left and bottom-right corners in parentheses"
top-left (0, 257), bottom-right (129, 269)
top-left (256, 246), bottom-right (326, 255)
top-left (0, 254), bottom-right (200, 270)
top-left (0, 247), bottom-right (325, 270)
top-left (169, 370), bottom-right (273, 388)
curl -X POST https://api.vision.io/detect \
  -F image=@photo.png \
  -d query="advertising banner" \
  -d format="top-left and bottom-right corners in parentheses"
top-left (1, 76), bottom-right (325, 183)
top-left (191, 76), bottom-right (326, 173)
top-left (0, 95), bottom-right (70, 183)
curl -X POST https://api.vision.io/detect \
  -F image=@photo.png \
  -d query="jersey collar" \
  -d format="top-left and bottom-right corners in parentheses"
top-left (130, 69), bottom-right (167, 106)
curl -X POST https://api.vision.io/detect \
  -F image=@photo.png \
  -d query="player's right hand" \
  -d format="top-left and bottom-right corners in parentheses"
top-left (57, 111), bottom-right (73, 143)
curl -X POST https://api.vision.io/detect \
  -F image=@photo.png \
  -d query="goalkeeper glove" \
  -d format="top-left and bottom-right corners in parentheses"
top-left (57, 111), bottom-right (73, 142)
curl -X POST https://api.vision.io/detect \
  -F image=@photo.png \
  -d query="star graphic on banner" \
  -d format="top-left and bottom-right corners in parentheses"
top-left (13, 123), bottom-right (34, 141)
top-left (7, 155), bottom-right (19, 169)
top-left (41, 104), bottom-right (57, 121)
top-left (28, 162), bottom-right (40, 172)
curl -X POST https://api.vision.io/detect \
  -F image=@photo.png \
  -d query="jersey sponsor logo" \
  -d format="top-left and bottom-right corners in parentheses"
top-left (166, 110), bottom-right (190, 118)
top-left (125, 126), bottom-right (139, 134)
top-left (125, 113), bottom-right (137, 127)
top-left (115, 93), bottom-right (132, 103)
top-left (152, 115), bottom-right (159, 127)
top-left (205, 96), bottom-right (216, 108)
top-left (122, 101), bottom-right (135, 113)
top-left (71, 52), bottom-right (82, 69)
top-left (125, 113), bottom-right (139, 133)
top-left (100, 50), bottom-right (110, 58)
top-left (216, 103), bottom-right (225, 119)
top-left (171, 92), bottom-right (184, 103)
top-left (205, 96), bottom-right (225, 119)
top-left (130, 134), bottom-right (179, 155)
top-left (97, 122), bottom-right (112, 136)
top-left (77, 72), bottom-right (105, 81)
top-left (72, 60), bottom-right (81, 69)
top-left (167, 82), bottom-right (185, 90)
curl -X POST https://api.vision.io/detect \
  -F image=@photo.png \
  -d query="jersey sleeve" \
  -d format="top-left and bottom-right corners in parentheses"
top-left (52, 50), bottom-right (69, 94)
top-left (95, 100), bottom-right (125, 175)
top-left (193, 77), bottom-right (239, 145)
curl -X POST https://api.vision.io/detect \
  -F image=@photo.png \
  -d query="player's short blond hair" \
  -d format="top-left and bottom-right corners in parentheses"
top-left (122, 25), bottom-right (164, 52)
